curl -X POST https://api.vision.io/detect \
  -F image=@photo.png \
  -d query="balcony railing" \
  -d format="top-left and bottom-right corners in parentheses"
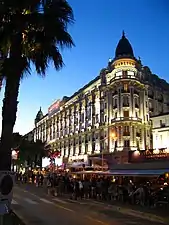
top-left (111, 117), bottom-right (142, 123)
top-left (111, 75), bottom-right (140, 82)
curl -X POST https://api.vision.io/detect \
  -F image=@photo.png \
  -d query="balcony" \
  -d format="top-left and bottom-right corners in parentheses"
top-left (111, 117), bottom-right (142, 123)
top-left (121, 89), bottom-right (130, 94)
top-left (110, 75), bottom-right (140, 82)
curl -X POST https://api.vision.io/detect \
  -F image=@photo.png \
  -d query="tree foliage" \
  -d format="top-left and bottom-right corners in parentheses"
top-left (17, 139), bottom-right (48, 167)
top-left (0, 0), bottom-right (74, 170)
top-left (0, 0), bottom-right (75, 76)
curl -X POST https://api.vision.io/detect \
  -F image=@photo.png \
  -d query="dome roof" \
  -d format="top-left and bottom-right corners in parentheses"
top-left (35, 107), bottom-right (43, 123)
top-left (115, 31), bottom-right (134, 58)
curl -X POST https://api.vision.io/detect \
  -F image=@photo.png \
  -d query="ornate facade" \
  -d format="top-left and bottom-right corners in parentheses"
top-left (34, 33), bottom-right (169, 164)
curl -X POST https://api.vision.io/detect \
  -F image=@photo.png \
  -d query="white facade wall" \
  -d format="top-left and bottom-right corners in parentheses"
top-left (152, 114), bottom-right (169, 149)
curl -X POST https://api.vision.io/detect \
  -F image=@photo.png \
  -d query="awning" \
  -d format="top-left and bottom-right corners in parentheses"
top-left (109, 169), bottom-right (169, 176)
top-left (72, 169), bottom-right (169, 177)
top-left (67, 162), bottom-right (88, 168)
top-left (89, 157), bottom-right (106, 161)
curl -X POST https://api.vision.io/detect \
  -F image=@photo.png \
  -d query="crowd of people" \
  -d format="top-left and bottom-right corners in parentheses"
top-left (16, 171), bottom-right (169, 209)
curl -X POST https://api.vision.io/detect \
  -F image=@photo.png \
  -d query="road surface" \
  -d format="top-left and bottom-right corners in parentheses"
top-left (12, 184), bottom-right (165, 225)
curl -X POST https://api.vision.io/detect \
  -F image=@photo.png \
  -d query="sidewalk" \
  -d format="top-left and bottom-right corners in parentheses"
top-left (3, 212), bottom-right (25, 225)
top-left (17, 183), bottom-right (169, 224)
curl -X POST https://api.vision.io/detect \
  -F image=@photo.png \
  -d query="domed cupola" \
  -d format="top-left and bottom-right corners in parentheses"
top-left (35, 107), bottom-right (43, 124)
top-left (115, 31), bottom-right (134, 59)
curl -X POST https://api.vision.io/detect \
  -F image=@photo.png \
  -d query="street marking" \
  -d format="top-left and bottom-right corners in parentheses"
top-left (16, 186), bottom-right (76, 213)
top-left (52, 198), bottom-right (67, 204)
top-left (54, 204), bottom-right (74, 212)
top-left (84, 216), bottom-right (109, 225)
top-left (67, 199), bottom-right (87, 205)
top-left (12, 200), bottom-right (18, 205)
top-left (24, 198), bottom-right (38, 205)
top-left (39, 198), bottom-right (53, 204)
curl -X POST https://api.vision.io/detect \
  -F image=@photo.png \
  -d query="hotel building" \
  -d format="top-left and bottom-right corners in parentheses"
top-left (34, 33), bottom-right (169, 165)
top-left (152, 113), bottom-right (169, 151)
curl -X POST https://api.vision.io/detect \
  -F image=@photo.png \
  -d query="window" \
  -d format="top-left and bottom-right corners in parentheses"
top-left (96, 114), bottom-right (99, 123)
top-left (124, 140), bottom-right (130, 147)
top-left (115, 112), bottom-right (117, 118)
top-left (122, 71), bottom-right (127, 77)
top-left (124, 126), bottom-right (130, 132)
top-left (160, 120), bottom-right (165, 127)
top-left (81, 112), bottom-right (84, 123)
top-left (114, 98), bottom-right (117, 105)
top-left (123, 96), bottom-right (129, 106)
top-left (95, 133), bottom-right (99, 139)
top-left (124, 83), bottom-right (128, 91)
top-left (100, 102), bottom-right (104, 110)
top-left (146, 114), bottom-right (149, 121)
top-left (123, 110), bottom-right (129, 117)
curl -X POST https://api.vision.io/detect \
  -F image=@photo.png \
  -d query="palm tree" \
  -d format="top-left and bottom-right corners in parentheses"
top-left (0, 0), bottom-right (74, 170)
top-left (18, 139), bottom-right (48, 169)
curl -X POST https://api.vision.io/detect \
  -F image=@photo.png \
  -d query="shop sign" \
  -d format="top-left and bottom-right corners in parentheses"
top-left (129, 149), bottom-right (169, 163)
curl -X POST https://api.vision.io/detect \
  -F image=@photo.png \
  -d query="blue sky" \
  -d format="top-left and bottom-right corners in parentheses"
top-left (0, 0), bottom-right (169, 135)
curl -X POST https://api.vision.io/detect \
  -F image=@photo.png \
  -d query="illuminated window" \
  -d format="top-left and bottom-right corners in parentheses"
top-left (124, 110), bottom-right (129, 117)
top-left (124, 126), bottom-right (129, 132)
top-left (124, 83), bottom-right (128, 91)
top-left (122, 71), bottom-right (127, 77)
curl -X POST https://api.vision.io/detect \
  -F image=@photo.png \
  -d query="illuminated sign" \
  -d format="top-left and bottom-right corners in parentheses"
top-left (129, 149), bottom-right (169, 163)
top-left (48, 99), bottom-right (60, 117)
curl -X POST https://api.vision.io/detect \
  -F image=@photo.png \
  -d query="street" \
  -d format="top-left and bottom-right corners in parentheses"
top-left (11, 184), bottom-right (165, 225)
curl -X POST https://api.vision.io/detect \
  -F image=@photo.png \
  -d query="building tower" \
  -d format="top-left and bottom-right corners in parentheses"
top-left (108, 32), bottom-right (151, 153)
top-left (34, 107), bottom-right (44, 141)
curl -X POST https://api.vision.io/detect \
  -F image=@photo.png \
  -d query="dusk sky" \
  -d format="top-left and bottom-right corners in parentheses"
top-left (0, 0), bottom-right (168, 135)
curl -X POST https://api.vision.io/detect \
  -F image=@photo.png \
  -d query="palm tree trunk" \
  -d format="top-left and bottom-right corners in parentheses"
top-left (0, 75), bottom-right (20, 170)
top-left (0, 34), bottom-right (22, 171)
